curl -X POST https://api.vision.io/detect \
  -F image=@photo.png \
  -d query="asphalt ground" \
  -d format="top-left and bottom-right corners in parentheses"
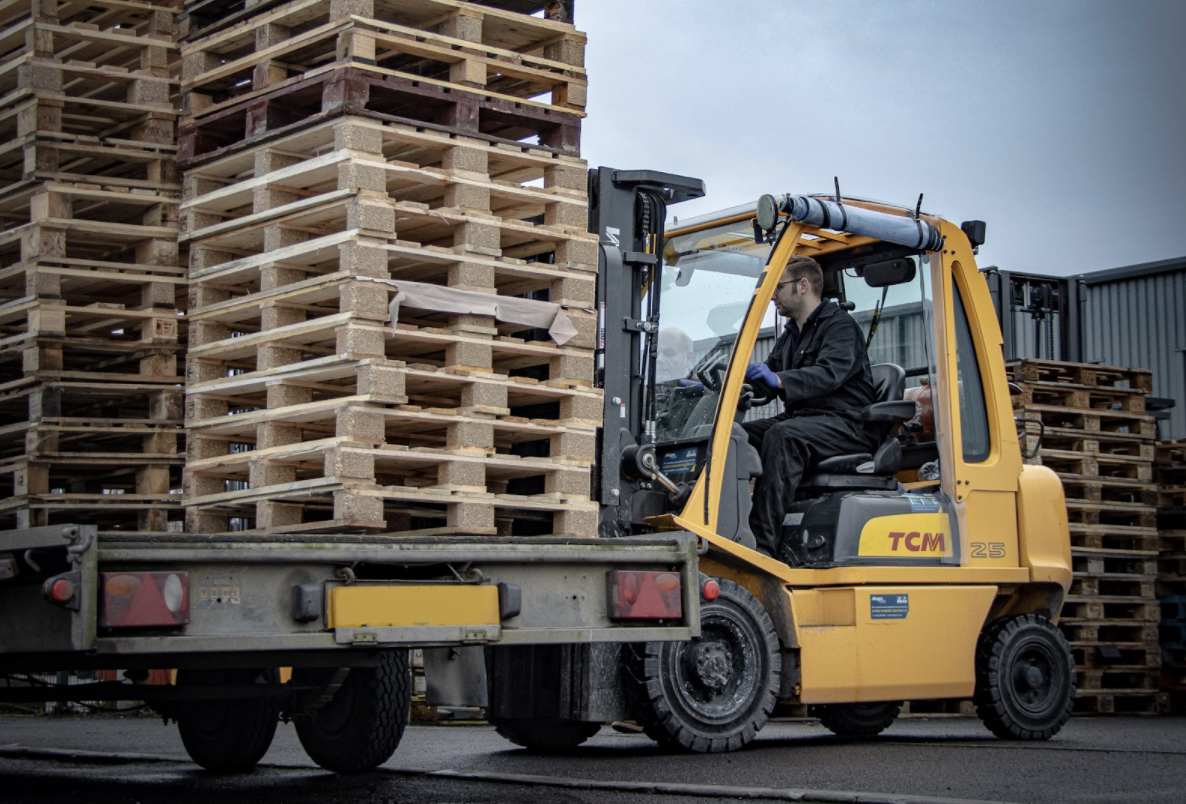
top-left (2, 713), bottom-right (1185, 804)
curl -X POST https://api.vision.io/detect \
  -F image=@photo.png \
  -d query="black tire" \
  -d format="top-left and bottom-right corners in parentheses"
top-left (623, 578), bottom-right (780, 753)
top-left (811, 701), bottom-right (901, 738)
top-left (293, 650), bottom-right (411, 774)
top-left (175, 668), bottom-right (280, 773)
top-left (974, 614), bottom-right (1075, 741)
top-left (492, 719), bottom-right (601, 752)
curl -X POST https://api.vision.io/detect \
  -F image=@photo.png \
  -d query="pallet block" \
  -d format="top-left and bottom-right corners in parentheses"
top-left (180, 0), bottom-right (584, 114)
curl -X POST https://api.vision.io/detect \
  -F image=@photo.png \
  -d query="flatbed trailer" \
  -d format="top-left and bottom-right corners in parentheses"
top-left (0, 524), bottom-right (699, 772)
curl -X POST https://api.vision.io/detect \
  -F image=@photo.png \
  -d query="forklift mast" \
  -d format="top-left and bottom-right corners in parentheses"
top-left (587, 168), bottom-right (705, 538)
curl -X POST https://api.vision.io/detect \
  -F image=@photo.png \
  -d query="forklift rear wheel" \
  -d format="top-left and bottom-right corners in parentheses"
top-left (974, 614), bottom-right (1075, 740)
top-left (175, 668), bottom-right (280, 773)
top-left (624, 578), bottom-right (780, 753)
top-left (492, 719), bottom-right (602, 752)
top-left (293, 650), bottom-right (411, 773)
top-left (811, 701), bottom-right (901, 738)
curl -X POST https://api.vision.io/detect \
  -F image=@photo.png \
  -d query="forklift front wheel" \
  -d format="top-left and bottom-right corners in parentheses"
top-left (974, 614), bottom-right (1075, 740)
top-left (623, 578), bottom-right (780, 753)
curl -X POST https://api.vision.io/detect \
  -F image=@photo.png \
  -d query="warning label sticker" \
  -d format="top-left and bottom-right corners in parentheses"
top-left (904, 494), bottom-right (941, 513)
top-left (870, 594), bottom-right (909, 620)
top-left (661, 447), bottom-right (698, 475)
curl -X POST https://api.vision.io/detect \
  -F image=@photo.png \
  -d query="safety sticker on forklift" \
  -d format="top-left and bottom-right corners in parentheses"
top-left (904, 494), bottom-right (941, 513)
top-left (661, 448), bottom-right (698, 474)
top-left (870, 594), bottom-right (909, 620)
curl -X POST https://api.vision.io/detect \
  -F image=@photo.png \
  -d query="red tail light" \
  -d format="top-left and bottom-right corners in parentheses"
top-left (607, 571), bottom-right (682, 620)
top-left (99, 572), bottom-right (189, 628)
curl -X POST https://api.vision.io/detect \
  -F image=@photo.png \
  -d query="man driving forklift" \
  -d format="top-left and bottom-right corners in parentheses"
top-left (743, 254), bottom-right (880, 558)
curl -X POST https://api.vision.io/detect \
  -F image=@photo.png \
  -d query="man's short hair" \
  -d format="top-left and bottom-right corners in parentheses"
top-left (784, 255), bottom-right (824, 298)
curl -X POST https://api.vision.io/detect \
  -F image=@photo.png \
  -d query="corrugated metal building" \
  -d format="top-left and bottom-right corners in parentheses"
top-left (987, 257), bottom-right (1186, 438)
top-left (1076, 257), bottom-right (1186, 440)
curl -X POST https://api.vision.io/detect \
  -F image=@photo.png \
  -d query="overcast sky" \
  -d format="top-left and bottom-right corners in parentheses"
top-left (577, 0), bottom-right (1186, 277)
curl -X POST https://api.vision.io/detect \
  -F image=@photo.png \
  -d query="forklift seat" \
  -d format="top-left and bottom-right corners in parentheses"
top-left (799, 363), bottom-right (914, 493)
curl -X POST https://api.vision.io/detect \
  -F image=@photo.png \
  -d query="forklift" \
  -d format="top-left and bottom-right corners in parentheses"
top-left (484, 168), bottom-right (1076, 753)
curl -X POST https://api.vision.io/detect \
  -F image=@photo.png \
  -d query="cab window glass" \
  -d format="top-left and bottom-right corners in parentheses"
top-left (952, 282), bottom-right (990, 462)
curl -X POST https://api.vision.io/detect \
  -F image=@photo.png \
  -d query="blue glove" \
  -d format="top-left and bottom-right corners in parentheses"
top-left (677, 378), bottom-right (705, 393)
top-left (745, 362), bottom-right (780, 389)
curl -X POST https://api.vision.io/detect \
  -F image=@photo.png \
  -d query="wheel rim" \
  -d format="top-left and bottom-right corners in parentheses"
top-left (1008, 638), bottom-right (1060, 716)
top-left (667, 610), bottom-right (761, 723)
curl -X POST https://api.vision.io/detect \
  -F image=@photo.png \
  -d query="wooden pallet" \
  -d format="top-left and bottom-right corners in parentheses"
top-left (1057, 474), bottom-right (1157, 506)
top-left (185, 355), bottom-right (602, 429)
top-left (0, 55), bottom-right (177, 114)
top-left (1060, 620), bottom-right (1159, 645)
top-left (1007, 358), bottom-right (1154, 394)
top-left (1015, 404), bottom-right (1155, 439)
top-left (0, 0), bottom-right (181, 30)
top-left (1069, 576), bottom-right (1157, 600)
top-left (1065, 499), bottom-right (1157, 530)
top-left (1072, 690), bottom-right (1169, 715)
top-left (178, 0), bottom-right (574, 45)
top-left (1032, 448), bottom-right (1152, 482)
top-left (184, 472), bottom-right (598, 535)
top-left (1013, 380), bottom-right (1145, 413)
top-left (1061, 598), bottom-right (1160, 622)
top-left (1156, 439), bottom-right (1186, 465)
top-left (181, 17), bottom-right (584, 118)
top-left (1076, 667), bottom-right (1160, 692)
top-left (1069, 523), bottom-right (1159, 552)
top-left (0, 89), bottom-right (176, 152)
top-left (0, 15), bottom-right (178, 77)
top-left (1071, 547), bottom-right (1158, 578)
top-left (179, 145), bottom-right (584, 240)
top-left (1029, 425), bottom-right (1154, 460)
top-left (179, 64), bottom-right (580, 164)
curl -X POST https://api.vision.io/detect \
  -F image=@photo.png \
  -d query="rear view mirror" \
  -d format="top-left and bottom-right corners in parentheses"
top-left (863, 258), bottom-right (916, 288)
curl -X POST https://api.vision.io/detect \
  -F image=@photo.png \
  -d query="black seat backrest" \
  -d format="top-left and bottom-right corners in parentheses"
top-left (872, 363), bottom-right (905, 405)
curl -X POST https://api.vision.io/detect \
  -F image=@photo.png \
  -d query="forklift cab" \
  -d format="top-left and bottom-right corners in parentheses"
top-left (650, 205), bottom-right (951, 567)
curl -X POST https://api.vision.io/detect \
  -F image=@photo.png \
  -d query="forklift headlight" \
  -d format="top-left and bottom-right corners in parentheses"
top-left (756, 194), bottom-right (780, 232)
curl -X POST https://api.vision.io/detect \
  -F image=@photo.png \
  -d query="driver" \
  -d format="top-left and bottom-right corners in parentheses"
top-left (743, 255), bottom-right (880, 559)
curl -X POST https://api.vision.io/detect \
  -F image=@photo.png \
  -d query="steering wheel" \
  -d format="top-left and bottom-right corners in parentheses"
top-left (694, 352), bottom-right (729, 393)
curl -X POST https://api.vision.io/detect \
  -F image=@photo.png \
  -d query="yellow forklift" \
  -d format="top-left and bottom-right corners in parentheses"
top-left (485, 170), bottom-right (1075, 753)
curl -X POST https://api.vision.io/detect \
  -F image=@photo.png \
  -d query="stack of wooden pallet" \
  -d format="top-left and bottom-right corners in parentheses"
top-left (0, 0), bottom-right (185, 532)
top-left (177, 0), bottom-right (599, 536)
top-left (1010, 358), bottom-right (1168, 714)
top-left (1153, 440), bottom-right (1186, 711)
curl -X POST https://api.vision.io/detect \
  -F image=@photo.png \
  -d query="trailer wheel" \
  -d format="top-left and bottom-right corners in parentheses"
top-left (492, 719), bottom-right (602, 752)
top-left (175, 668), bottom-right (280, 773)
top-left (293, 650), bottom-right (411, 773)
top-left (974, 614), bottom-right (1075, 740)
top-left (623, 578), bottom-right (780, 753)
top-left (811, 701), bottom-right (901, 738)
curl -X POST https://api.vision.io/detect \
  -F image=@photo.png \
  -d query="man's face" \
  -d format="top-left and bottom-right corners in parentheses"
top-left (773, 273), bottom-right (808, 318)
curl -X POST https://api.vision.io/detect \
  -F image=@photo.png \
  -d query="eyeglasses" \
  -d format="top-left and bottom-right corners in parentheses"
top-left (776, 278), bottom-right (803, 291)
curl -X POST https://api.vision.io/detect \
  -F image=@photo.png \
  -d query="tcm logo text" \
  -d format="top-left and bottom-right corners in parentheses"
top-left (888, 531), bottom-right (945, 552)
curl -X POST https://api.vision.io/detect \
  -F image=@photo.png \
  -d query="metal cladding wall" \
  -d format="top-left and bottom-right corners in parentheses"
top-left (1079, 260), bottom-right (1186, 440)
